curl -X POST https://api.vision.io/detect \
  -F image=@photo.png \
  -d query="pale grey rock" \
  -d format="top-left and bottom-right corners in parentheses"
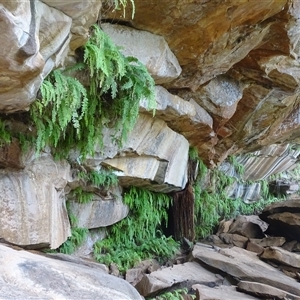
top-left (141, 86), bottom-right (217, 164)
top-left (239, 144), bottom-right (300, 181)
top-left (0, 243), bottom-right (142, 300)
top-left (0, 154), bottom-right (71, 249)
top-left (68, 197), bottom-right (129, 229)
top-left (192, 284), bottom-right (258, 300)
top-left (183, 75), bottom-right (243, 121)
top-left (41, 0), bottom-right (102, 51)
top-left (135, 261), bottom-right (222, 297)
top-left (101, 23), bottom-right (182, 84)
top-left (0, 1), bottom-right (72, 112)
top-left (238, 281), bottom-right (300, 300)
top-left (101, 113), bottom-right (189, 192)
top-left (192, 244), bottom-right (300, 297)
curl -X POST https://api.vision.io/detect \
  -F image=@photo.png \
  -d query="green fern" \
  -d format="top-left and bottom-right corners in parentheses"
top-left (94, 187), bottom-right (179, 273)
top-left (78, 168), bottom-right (118, 189)
top-left (58, 227), bottom-right (88, 254)
top-left (70, 187), bottom-right (94, 204)
top-left (147, 288), bottom-right (193, 300)
top-left (0, 119), bottom-right (11, 147)
top-left (29, 24), bottom-right (155, 158)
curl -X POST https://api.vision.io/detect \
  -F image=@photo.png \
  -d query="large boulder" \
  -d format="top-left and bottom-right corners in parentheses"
top-left (101, 23), bottom-right (182, 84)
top-left (260, 199), bottom-right (300, 241)
top-left (84, 113), bottom-right (189, 193)
top-left (0, 243), bottom-right (142, 300)
top-left (0, 153), bottom-right (71, 249)
top-left (41, 0), bottom-right (102, 51)
top-left (0, 1), bottom-right (72, 112)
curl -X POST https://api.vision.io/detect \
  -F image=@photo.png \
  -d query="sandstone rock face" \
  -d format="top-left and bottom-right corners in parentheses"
top-left (192, 284), bottom-right (258, 300)
top-left (260, 246), bottom-right (300, 269)
top-left (68, 197), bottom-right (129, 229)
top-left (0, 0), bottom-right (101, 113)
top-left (101, 23), bottom-right (182, 84)
top-left (94, 113), bottom-right (189, 192)
top-left (192, 244), bottom-right (300, 297)
top-left (0, 243), bottom-right (143, 300)
top-left (102, 0), bottom-right (300, 165)
top-left (41, 0), bottom-right (102, 51)
top-left (105, 0), bottom-right (286, 90)
top-left (0, 1), bottom-right (72, 112)
top-left (0, 154), bottom-right (71, 249)
top-left (141, 86), bottom-right (217, 163)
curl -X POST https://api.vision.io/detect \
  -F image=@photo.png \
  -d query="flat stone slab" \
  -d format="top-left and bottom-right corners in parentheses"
top-left (238, 281), bottom-right (300, 300)
top-left (192, 244), bottom-right (300, 297)
top-left (259, 246), bottom-right (300, 269)
top-left (192, 284), bottom-right (258, 300)
top-left (135, 261), bottom-right (222, 297)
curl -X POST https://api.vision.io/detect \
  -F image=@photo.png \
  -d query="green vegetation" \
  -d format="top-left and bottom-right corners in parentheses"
top-left (78, 169), bottom-right (118, 189)
top-left (190, 149), bottom-right (280, 239)
top-left (94, 186), bottom-right (179, 273)
top-left (0, 120), bottom-right (11, 147)
top-left (29, 24), bottom-right (155, 159)
top-left (58, 227), bottom-right (88, 254)
top-left (147, 288), bottom-right (195, 300)
top-left (104, 0), bottom-right (135, 18)
top-left (228, 155), bottom-right (245, 175)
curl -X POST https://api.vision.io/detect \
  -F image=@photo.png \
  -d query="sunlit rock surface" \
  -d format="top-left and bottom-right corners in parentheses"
top-left (0, 243), bottom-right (143, 300)
top-left (0, 1), bottom-right (72, 112)
top-left (101, 23), bottom-right (182, 84)
top-left (0, 154), bottom-right (71, 249)
top-left (104, 114), bottom-right (189, 192)
top-left (41, 0), bottom-right (102, 51)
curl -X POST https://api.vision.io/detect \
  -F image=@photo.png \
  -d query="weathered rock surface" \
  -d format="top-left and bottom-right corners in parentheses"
top-left (192, 284), bottom-right (258, 300)
top-left (249, 237), bottom-right (286, 248)
top-left (100, 113), bottom-right (189, 192)
top-left (238, 281), bottom-right (300, 300)
top-left (104, 0), bottom-right (286, 90)
top-left (0, 154), bottom-right (71, 249)
top-left (239, 144), bottom-right (300, 181)
top-left (192, 244), bottom-right (300, 297)
top-left (0, 243), bottom-right (142, 300)
top-left (260, 246), bottom-right (300, 269)
top-left (228, 215), bottom-right (268, 238)
top-left (41, 0), bottom-right (102, 51)
top-left (101, 23), bottom-right (182, 84)
top-left (218, 233), bottom-right (248, 248)
top-left (260, 199), bottom-right (300, 241)
top-left (135, 261), bottom-right (222, 297)
top-left (141, 86), bottom-right (217, 164)
top-left (0, 1), bottom-right (72, 112)
top-left (68, 197), bottom-right (129, 229)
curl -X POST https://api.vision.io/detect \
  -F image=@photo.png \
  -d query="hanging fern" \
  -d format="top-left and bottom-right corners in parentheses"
top-left (84, 25), bottom-right (156, 146)
top-left (29, 24), bottom-right (155, 158)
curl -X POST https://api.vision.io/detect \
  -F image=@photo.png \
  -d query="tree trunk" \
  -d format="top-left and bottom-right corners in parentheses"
top-left (172, 183), bottom-right (195, 241)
